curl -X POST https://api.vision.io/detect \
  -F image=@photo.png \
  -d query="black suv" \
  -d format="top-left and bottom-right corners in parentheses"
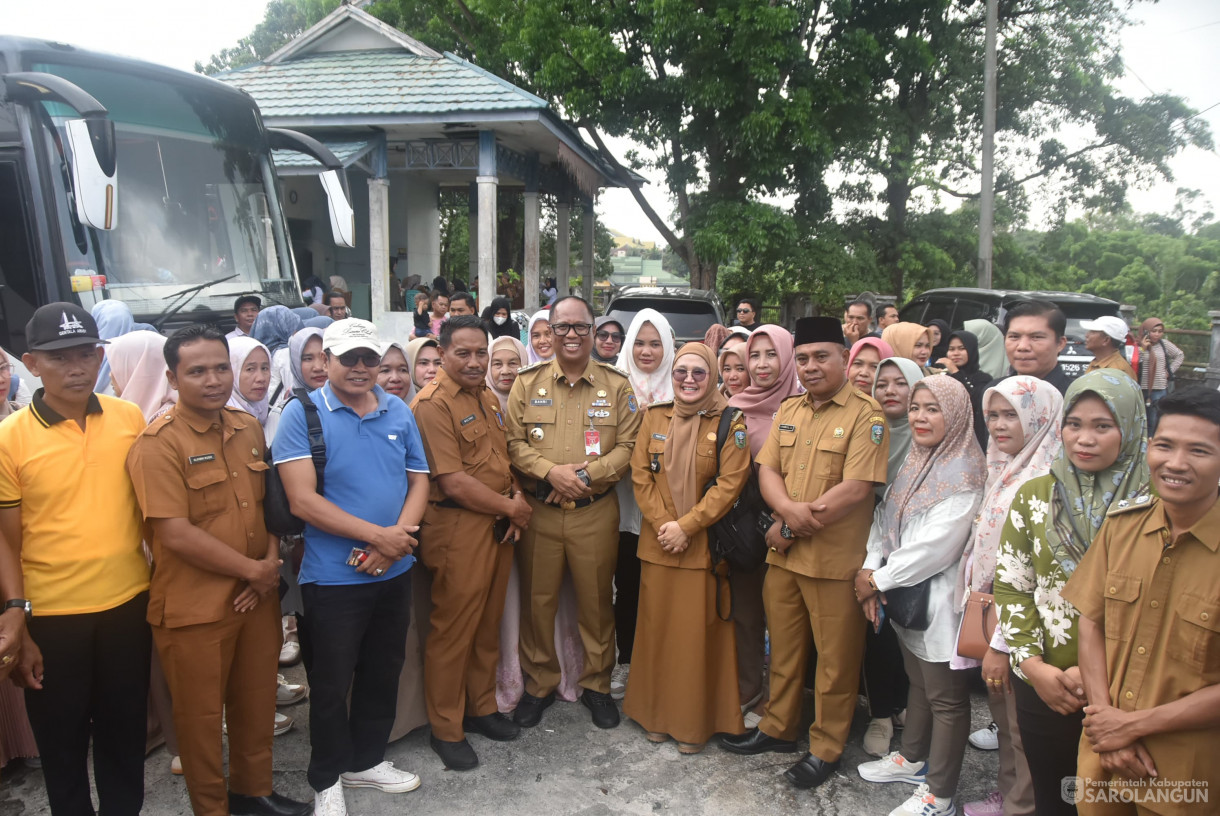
top-left (602, 286), bottom-right (725, 345)
top-left (899, 288), bottom-right (1122, 379)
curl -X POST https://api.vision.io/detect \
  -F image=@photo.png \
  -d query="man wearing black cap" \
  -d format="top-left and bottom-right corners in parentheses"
top-left (229, 295), bottom-right (262, 340)
top-left (721, 316), bottom-right (889, 790)
top-left (0, 303), bottom-right (151, 815)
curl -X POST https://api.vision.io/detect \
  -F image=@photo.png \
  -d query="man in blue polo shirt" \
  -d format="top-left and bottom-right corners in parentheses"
top-left (274, 319), bottom-right (429, 816)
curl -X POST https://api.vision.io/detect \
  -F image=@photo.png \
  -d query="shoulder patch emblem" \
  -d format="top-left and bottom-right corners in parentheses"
top-left (627, 394), bottom-right (637, 413)
top-left (871, 423), bottom-right (885, 445)
top-left (734, 430), bottom-right (747, 449)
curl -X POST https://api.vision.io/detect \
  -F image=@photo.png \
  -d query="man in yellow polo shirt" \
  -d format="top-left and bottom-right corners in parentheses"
top-left (0, 303), bottom-right (150, 816)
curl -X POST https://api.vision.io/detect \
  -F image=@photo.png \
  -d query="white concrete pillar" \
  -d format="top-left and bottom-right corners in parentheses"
top-left (367, 176), bottom-right (391, 317)
top-left (581, 200), bottom-right (595, 304)
top-left (477, 131), bottom-right (498, 312)
top-left (556, 200), bottom-right (571, 297)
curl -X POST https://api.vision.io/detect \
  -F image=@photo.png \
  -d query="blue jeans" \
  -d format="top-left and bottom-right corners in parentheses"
top-left (1146, 388), bottom-right (1167, 436)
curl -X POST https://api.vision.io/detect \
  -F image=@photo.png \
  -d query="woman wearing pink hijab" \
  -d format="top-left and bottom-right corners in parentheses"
top-left (107, 332), bottom-right (177, 423)
top-left (726, 325), bottom-right (804, 718)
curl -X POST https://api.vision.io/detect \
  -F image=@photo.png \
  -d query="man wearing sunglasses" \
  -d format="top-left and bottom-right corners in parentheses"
top-left (275, 319), bottom-right (430, 816)
top-left (505, 296), bottom-right (643, 730)
top-left (734, 298), bottom-right (762, 332)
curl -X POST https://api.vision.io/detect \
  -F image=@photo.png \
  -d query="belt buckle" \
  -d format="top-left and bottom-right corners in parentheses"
top-left (561, 500), bottom-right (576, 511)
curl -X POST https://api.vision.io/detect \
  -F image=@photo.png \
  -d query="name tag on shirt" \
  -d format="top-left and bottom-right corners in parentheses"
top-left (460, 414), bottom-right (477, 426)
top-left (778, 424), bottom-right (796, 433)
top-left (530, 399), bottom-right (553, 407)
top-left (188, 454), bottom-right (216, 465)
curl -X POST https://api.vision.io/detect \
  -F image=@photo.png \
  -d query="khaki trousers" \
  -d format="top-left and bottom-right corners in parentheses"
top-left (153, 598), bottom-right (280, 816)
top-left (517, 493), bottom-right (619, 696)
top-left (758, 566), bottom-right (865, 761)
top-left (988, 680), bottom-right (1036, 815)
top-left (420, 506), bottom-right (513, 741)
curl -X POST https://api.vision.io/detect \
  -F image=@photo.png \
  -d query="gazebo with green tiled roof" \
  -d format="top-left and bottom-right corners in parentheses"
top-left (219, 4), bottom-right (630, 336)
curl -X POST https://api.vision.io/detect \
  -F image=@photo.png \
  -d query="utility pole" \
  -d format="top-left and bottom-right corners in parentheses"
top-left (977, 0), bottom-right (998, 288)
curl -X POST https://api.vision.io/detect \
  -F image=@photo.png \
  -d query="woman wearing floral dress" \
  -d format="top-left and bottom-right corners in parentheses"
top-left (954, 376), bottom-right (1063, 816)
top-left (993, 370), bottom-right (1149, 816)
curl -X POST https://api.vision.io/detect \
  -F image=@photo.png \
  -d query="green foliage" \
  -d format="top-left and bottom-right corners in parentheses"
top-left (196, 0), bottom-right (341, 75)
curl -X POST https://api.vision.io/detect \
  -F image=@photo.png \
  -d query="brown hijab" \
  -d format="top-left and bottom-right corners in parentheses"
top-left (881, 322), bottom-right (932, 366)
top-left (664, 343), bottom-right (726, 518)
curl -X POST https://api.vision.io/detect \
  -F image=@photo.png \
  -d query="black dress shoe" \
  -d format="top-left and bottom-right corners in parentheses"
top-left (580, 689), bottom-right (621, 729)
top-left (512, 691), bottom-right (556, 728)
top-left (430, 735), bottom-right (479, 771)
top-left (783, 752), bottom-right (841, 789)
top-left (464, 712), bottom-right (522, 741)
top-left (229, 791), bottom-right (312, 816)
top-left (719, 727), bottom-right (798, 755)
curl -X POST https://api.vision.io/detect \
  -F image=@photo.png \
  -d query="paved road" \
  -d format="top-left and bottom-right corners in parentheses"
top-left (1, 667), bottom-right (1003, 815)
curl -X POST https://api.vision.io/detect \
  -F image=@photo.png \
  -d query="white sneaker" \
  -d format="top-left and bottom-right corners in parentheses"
top-left (274, 711), bottom-right (294, 736)
top-left (889, 783), bottom-right (956, 816)
top-left (313, 781), bottom-right (347, 816)
top-left (857, 751), bottom-right (928, 785)
top-left (340, 761), bottom-right (421, 793)
top-left (276, 674), bottom-right (309, 706)
top-left (279, 639), bottom-right (301, 666)
top-left (968, 721), bottom-right (999, 751)
top-left (863, 716), bottom-right (895, 757)
top-left (610, 664), bottom-right (629, 700)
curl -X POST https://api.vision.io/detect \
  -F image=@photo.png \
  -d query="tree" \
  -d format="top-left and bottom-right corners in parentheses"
top-left (374, 0), bottom-right (879, 290)
top-left (196, 0), bottom-right (341, 75)
top-left (829, 0), bottom-right (1213, 297)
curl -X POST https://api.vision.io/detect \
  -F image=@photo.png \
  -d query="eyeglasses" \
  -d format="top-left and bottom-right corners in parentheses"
top-left (736, 308), bottom-right (752, 314)
top-left (596, 331), bottom-right (625, 343)
top-left (672, 368), bottom-right (709, 383)
top-left (550, 322), bottom-right (592, 337)
top-left (0, 364), bottom-right (10, 375)
top-left (336, 351), bottom-right (382, 368)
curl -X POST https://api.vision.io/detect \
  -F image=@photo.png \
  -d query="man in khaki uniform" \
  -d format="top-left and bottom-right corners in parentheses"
top-left (410, 316), bottom-right (531, 771)
top-left (505, 296), bottom-right (642, 730)
top-left (721, 316), bottom-right (888, 790)
top-left (127, 325), bottom-right (308, 816)
top-left (1063, 387), bottom-right (1220, 816)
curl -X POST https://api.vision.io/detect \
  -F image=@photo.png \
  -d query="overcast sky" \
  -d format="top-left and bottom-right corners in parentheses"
top-left (6, 0), bottom-right (1217, 245)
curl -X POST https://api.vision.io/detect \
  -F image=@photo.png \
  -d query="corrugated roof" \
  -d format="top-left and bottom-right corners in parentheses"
top-left (220, 50), bottom-right (547, 118)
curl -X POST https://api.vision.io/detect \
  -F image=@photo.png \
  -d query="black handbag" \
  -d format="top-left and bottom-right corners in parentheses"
top-left (264, 388), bottom-right (327, 537)
top-left (704, 408), bottom-right (772, 575)
top-left (884, 575), bottom-right (932, 631)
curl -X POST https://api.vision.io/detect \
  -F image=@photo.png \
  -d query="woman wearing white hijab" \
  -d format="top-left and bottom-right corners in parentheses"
top-left (225, 336), bottom-right (273, 426)
top-left (525, 310), bottom-right (554, 365)
top-left (107, 332), bottom-right (177, 423)
top-left (611, 309), bottom-right (676, 699)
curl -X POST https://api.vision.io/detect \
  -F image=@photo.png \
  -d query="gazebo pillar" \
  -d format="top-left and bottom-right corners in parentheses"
top-left (523, 153), bottom-right (540, 312)
top-left (581, 199), bottom-right (595, 304)
top-left (556, 198), bottom-right (571, 298)
top-left (476, 130), bottom-right (498, 312)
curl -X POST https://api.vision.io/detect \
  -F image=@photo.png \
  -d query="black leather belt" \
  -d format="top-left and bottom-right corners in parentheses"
top-left (530, 479), bottom-right (609, 510)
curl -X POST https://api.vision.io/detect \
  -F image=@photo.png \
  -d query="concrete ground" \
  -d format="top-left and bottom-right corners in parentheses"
top-left (0, 666), bottom-right (1003, 816)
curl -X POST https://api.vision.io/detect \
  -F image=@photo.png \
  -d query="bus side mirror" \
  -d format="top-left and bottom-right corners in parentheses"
top-left (65, 117), bottom-right (117, 230)
top-left (318, 169), bottom-right (354, 248)
top-left (3, 72), bottom-right (118, 230)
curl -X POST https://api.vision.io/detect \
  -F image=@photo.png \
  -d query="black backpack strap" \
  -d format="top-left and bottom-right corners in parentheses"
top-left (269, 381), bottom-right (284, 407)
top-left (706, 407), bottom-right (741, 622)
top-left (294, 387), bottom-right (327, 493)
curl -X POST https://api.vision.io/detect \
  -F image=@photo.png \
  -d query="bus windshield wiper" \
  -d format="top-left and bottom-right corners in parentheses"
top-left (151, 273), bottom-right (238, 330)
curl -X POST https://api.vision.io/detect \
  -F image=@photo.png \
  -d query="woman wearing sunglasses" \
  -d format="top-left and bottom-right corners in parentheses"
top-left (623, 343), bottom-right (751, 753)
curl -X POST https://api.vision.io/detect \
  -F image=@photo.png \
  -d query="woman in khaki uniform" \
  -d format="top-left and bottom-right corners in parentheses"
top-left (623, 343), bottom-right (751, 753)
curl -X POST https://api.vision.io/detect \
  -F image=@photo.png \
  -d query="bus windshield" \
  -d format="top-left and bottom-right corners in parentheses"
top-left (33, 60), bottom-right (301, 323)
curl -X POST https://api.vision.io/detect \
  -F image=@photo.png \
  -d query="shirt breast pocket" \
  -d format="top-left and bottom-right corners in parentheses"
top-left (1102, 573), bottom-right (1141, 641)
top-left (591, 412), bottom-right (617, 450)
top-left (777, 431), bottom-right (797, 472)
top-left (1167, 593), bottom-right (1220, 676)
top-left (460, 421), bottom-right (491, 465)
top-left (525, 404), bottom-right (557, 451)
top-left (814, 437), bottom-right (848, 481)
top-left (647, 438), bottom-right (666, 475)
top-left (186, 467), bottom-right (231, 519)
top-left (246, 460), bottom-right (269, 502)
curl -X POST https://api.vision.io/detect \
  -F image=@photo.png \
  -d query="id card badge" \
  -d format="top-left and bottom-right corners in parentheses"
top-left (584, 429), bottom-right (601, 457)
top-left (346, 547), bottom-right (369, 567)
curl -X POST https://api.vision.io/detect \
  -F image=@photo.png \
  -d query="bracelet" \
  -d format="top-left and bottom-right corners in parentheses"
top-left (867, 573), bottom-right (878, 592)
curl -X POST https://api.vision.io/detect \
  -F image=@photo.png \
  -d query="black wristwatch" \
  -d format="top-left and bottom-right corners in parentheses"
top-left (780, 523), bottom-right (794, 540)
top-left (575, 469), bottom-right (592, 487)
top-left (3, 599), bottom-right (31, 621)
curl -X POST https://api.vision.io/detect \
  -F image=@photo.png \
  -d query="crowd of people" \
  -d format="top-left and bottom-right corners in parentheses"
top-left (0, 289), bottom-right (1215, 816)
